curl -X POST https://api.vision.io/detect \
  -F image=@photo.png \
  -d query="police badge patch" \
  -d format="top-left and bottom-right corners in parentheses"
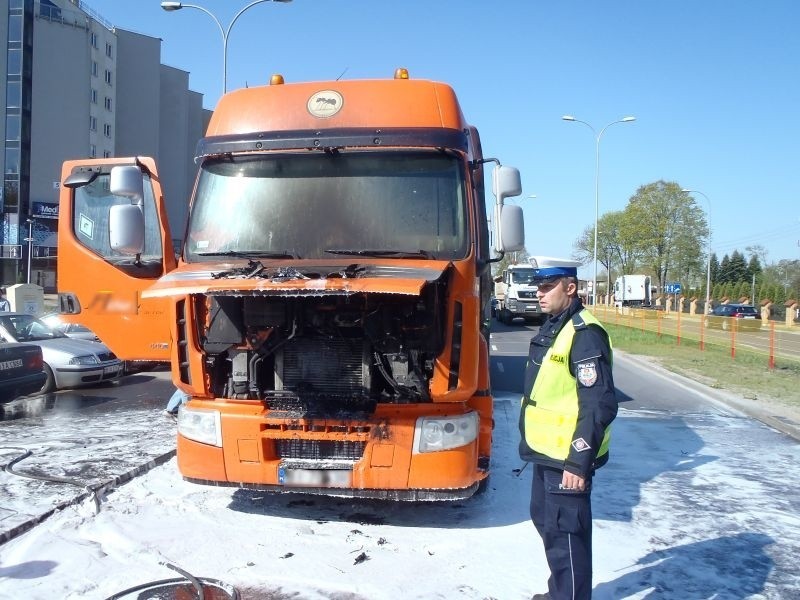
top-left (577, 361), bottom-right (598, 387)
top-left (572, 437), bottom-right (591, 452)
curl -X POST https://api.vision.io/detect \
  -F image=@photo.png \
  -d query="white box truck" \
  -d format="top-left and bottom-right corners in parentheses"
top-left (614, 274), bottom-right (653, 307)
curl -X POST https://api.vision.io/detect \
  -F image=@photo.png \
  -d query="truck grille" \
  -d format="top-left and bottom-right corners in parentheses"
top-left (518, 291), bottom-right (537, 299)
top-left (276, 439), bottom-right (366, 462)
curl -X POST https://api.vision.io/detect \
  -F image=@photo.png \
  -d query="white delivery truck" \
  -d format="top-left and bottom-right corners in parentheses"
top-left (614, 274), bottom-right (653, 307)
top-left (493, 256), bottom-right (581, 325)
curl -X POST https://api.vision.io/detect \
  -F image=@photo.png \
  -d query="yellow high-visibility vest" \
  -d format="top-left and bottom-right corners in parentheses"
top-left (522, 311), bottom-right (612, 460)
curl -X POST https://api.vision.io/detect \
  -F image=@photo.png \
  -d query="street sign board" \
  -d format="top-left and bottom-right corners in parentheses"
top-left (665, 282), bottom-right (682, 295)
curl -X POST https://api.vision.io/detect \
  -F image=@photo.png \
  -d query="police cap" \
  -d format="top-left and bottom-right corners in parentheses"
top-left (529, 256), bottom-right (582, 283)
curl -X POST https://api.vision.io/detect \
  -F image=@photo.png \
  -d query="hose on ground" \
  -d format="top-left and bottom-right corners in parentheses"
top-left (103, 562), bottom-right (240, 600)
top-left (1, 447), bottom-right (101, 513)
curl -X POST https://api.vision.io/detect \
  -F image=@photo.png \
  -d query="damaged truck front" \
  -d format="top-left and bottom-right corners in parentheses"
top-left (57, 72), bottom-right (524, 500)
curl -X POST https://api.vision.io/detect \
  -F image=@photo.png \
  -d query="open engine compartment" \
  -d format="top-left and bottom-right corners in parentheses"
top-left (195, 283), bottom-right (447, 415)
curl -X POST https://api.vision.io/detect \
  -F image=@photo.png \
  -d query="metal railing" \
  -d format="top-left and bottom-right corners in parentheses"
top-left (591, 305), bottom-right (800, 370)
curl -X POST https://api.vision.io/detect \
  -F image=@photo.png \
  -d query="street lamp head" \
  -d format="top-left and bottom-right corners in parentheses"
top-left (160, 1), bottom-right (183, 11)
top-left (622, 116), bottom-right (636, 122)
top-left (561, 115), bottom-right (576, 122)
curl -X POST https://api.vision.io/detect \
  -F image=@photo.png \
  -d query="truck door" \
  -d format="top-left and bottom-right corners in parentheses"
top-left (57, 157), bottom-right (177, 361)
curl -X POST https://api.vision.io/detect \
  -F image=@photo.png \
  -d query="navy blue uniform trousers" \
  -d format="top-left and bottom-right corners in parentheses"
top-left (531, 463), bottom-right (593, 600)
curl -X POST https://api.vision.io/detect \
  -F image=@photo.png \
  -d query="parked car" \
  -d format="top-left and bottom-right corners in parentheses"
top-left (40, 313), bottom-right (100, 341)
top-left (0, 343), bottom-right (47, 402)
top-left (0, 313), bottom-right (123, 393)
top-left (706, 304), bottom-right (763, 331)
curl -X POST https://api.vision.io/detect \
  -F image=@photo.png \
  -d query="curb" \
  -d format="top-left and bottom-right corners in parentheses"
top-left (0, 449), bottom-right (176, 547)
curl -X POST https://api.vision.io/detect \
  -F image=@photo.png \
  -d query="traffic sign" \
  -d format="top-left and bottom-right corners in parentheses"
top-left (665, 282), bottom-right (682, 295)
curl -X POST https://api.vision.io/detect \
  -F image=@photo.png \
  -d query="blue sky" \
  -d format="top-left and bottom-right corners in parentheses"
top-left (84, 0), bottom-right (800, 274)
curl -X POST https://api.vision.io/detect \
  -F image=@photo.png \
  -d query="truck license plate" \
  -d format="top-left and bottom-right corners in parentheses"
top-left (278, 467), bottom-right (352, 488)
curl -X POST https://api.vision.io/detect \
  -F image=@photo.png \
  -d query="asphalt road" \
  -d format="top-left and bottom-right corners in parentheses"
top-left (2, 333), bottom-right (800, 597)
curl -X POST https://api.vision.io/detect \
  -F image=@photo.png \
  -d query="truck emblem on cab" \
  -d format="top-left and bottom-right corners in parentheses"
top-left (307, 90), bottom-right (343, 118)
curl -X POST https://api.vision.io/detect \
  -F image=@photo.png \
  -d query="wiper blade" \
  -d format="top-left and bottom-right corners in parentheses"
top-left (196, 250), bottom-right (299, 259)
top-left (325, 249), bottom-right (434, 259)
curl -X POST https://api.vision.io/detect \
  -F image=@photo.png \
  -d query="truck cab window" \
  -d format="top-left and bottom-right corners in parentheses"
top-left (71, 171), bottom-right (164, 277)
top-left (185, 151), bottom-right (468, 262)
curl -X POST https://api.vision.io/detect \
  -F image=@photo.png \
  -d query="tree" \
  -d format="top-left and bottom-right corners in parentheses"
top-left (719, 254), bottom-right (731, 283)
top-left (727, 250), bottom-right (748, 283)
top-left (709, 252), bottom-right (720, 284)
top-left (571, 210), bottom-right (645, 277)
top-left (746, 254), bottom-right (763, 282)
top-left (624, 181), bottom-right (709, 290)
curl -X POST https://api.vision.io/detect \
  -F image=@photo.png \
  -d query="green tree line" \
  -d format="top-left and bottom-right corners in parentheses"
top-left (571, 180), bottom-right (800, 306)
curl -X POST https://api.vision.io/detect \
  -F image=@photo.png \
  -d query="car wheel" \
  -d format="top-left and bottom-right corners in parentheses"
top-left (40, 364), bottom-right (56, 394)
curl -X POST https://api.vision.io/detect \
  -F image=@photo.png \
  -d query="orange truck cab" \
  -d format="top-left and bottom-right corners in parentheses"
top-left (57, 70), bottom-right (524, 500)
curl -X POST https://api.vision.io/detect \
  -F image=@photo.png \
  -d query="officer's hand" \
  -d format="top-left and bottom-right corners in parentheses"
top-left (562, 471), bottom-right (586, 492)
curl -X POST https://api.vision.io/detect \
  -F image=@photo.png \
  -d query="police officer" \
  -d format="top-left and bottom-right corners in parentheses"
top-left (519, 258), bottom-right (618, 600)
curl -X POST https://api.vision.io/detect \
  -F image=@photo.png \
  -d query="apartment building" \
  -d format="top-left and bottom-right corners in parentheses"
top-left (1, 0), bottom-right (209, 290)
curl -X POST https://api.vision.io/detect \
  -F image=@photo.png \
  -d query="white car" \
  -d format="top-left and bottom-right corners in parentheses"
top-left (0, 313), bottom-right (123, 393)
top-left (40, 313), bottom-right (101, 342)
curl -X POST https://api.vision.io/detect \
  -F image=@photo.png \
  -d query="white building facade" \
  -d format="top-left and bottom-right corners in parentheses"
top-left (1, 0), bottom-right (209, 290)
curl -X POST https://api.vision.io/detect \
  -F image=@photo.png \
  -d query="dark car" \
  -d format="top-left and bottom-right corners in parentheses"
top-left (0, 343), bottom-right (47, 402)
top-left (706, 303), bottom-right (762, 331)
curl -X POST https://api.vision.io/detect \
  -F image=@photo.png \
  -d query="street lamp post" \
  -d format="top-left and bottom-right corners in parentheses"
top-left (562, 115), bottom-right (636, 306)
top-left (682, 189), bottom-right (712, 316)
top-left (24, 218), bottom-right (34, 284)
top-left (161, 0), bottom-right (292, 95)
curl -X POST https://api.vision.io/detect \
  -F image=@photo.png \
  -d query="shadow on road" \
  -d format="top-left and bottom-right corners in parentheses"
top-left (594, 532), bottom-right (774, 599)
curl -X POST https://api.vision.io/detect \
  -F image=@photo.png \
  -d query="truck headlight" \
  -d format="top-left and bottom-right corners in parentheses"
top-left (507, 299), bottom-right (518, 310)
top-left (177, 407), bottom-right (222, 447)
top-left (413, 412), bottom-right (478, 454)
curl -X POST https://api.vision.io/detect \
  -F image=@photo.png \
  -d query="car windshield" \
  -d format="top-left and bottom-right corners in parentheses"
top-left (184, 151), bottom-right (468, 262)
top-left (0, 314), bottom-right (67, 342)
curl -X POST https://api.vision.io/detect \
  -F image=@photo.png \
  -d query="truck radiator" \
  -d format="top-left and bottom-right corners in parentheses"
top-left (276, 336), bottom-right (370, 398)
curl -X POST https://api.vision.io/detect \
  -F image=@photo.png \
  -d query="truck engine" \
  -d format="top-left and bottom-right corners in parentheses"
top-left (195, 282), bottom-right (446, 415)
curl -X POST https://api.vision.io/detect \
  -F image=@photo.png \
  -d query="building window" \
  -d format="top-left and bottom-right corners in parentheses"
top-left (104, 69), bottom-right (112, 86)
top-left (5, 115), bottom-right (20, 141)
top-left (6, 82), bottom-right (21, 108)
top-left (104, 97), bottom-right (112, 111)
top-left (92, 61), bottom-right (98, 77)
top-left (89, 116), bottom-right (97, 131)
top-left (91, 89), bottom-right (98, 104)
top-left (103, 124), bottom-right (111, 137)
top-left (105, 43), bottom-right (113, 58)
top-left (103, 150), bottom-right (111, 158)
top-left (90, 144), bottom-right (97, 158)
top-left (4, 148), bottom-right (20, 175)
top-left (8, 49), bottom-right (22, 75)
top-left (90, 32), bottom-right (98, 49)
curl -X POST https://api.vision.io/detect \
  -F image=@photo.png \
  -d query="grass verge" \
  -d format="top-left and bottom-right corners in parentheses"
top-left (604, 323), bottom-right (800, 412)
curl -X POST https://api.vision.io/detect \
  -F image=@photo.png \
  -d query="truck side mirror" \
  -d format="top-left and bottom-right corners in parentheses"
top-left (109, 166), bottom-right (146, 255)
top-left (490, 166), bottom-right (525, 253)
top-left (110, 166), bottom-right (145, 206)
top-left (498, 204), bottom-right (525, 252)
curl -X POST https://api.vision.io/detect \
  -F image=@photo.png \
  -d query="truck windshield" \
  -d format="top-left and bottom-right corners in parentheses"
top-left (185, 151), bottom-right (468, 262)
top-left (510, 270), bottom-right (537, 284)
